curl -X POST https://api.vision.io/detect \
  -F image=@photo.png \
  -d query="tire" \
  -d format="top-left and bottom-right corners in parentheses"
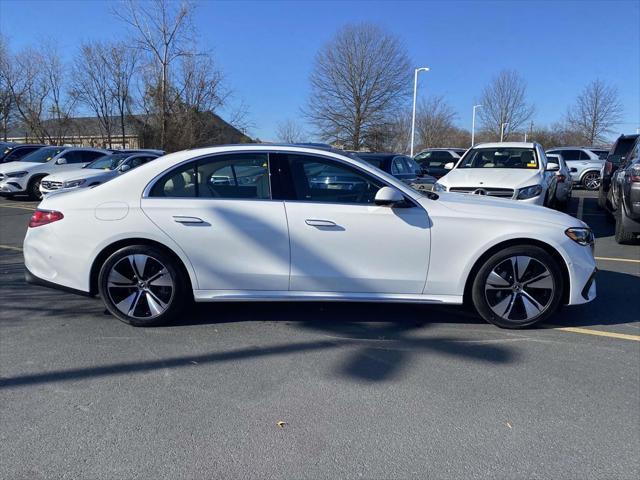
top-left (614, 212), bottom-right (635, 244)
top-left (471, 245), bottom-right (564, 329)
top-left (581, 171), bottom-right (600, 191)
top-left (98, 245), bottom-right (188, 326)
top-left (28, 176), bottom-right (45, 200)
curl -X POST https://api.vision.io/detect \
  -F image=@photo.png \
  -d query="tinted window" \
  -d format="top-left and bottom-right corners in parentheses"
top-left (18, 146), bottom-right (64, 163)
top-left (460, 148), bottom-right (538, 169)
top-left (4, 146), bottom-right (40, 162)
top-left (612, 137), bottom-right (638, 158)
top-left (391, 157), bottom-right (407, 174)
top-left (129, 156), bottom-right (155, 168)
top-left (76, 151), bottom-right (107, 163)
top-left (579, 150), bottom-right (593, 160)
top-left (405, 156), bottom-right (422, 174)
top-left (150, 153), bottom-right (270, 199)
top-left (276, 154), bottom-right (383, 204)
top-left (560, 150), bottom-right (581, 161)
top-left (418, 151), bottom-right (452, 168)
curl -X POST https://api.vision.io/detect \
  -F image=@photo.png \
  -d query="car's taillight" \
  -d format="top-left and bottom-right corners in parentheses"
top-left (556, 174), bottom-right (566, 183)
top-left (29, 209), bottom-right (64, 228)
top-left (631, 165), bottom-right (640, 183)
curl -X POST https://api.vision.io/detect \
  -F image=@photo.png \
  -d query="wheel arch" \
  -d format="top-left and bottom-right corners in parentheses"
top-left (89, 237), bottom-right (194, 297)
top-left (579, 168), bottom-right (601, 182)
top-left (462, 238), bottom-right (570, 306)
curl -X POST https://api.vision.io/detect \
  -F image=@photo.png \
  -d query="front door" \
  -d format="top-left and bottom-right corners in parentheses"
top-left (141, 152), bottom-right (290, 291)
top-left (271, 153), bottom-right (431, 294)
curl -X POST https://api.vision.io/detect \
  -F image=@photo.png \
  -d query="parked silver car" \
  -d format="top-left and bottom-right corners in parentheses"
top-left (546, 153), bottom-right (572, 210)
top-left (545, 147), bottom-right (604, 190)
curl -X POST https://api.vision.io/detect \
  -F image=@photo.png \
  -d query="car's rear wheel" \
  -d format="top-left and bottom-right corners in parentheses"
top-left (98, 245), bottom-right (188, 326)
top-left (471, 246), bottom-right (563, 328)
top-left (582, 172), bottom-right (600, 191)
top-left (28, 176), bottom-right (44, 200)
top-left (614, 212), bottom-right (635, 244)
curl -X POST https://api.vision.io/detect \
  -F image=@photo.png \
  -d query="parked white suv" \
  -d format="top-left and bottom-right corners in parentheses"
top-left (433, 142), bottom-right (558, 206)
top-left (0, 146), bottom-right (110, 199)
top-left (545, 147), bottom-right (605, 190)
top-left (40, 152), bottom-right (160, 195)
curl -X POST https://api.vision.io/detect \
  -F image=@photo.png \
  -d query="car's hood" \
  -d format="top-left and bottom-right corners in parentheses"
top-left (439, 169), bottom-right (542, 189)
top-left (427, 192), bottom-right (584, 228)
top-left (44, 169), bottom-right (114, 183)
top-left (0, 161), bottom-right (42, 174)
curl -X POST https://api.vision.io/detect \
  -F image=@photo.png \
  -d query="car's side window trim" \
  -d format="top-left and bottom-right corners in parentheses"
top-left (144, 151), bottom-right (273, 201)
top-left (269, 151), bottom-right (420, 208)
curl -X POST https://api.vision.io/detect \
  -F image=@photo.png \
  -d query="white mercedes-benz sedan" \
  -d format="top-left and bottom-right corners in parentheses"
top-left (23, 144), bottom-right (597, 328)
top-left (433, 142), bottom-right (559, 207)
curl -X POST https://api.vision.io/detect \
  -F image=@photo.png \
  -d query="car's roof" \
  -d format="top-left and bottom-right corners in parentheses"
top-left (356, 152), bottom-right (405, 159)
top-left (7, 143), bottom-right (46, 148)
top-left (547, 146), bottom-right (606, 151)
top-left (473, 142), bottom-right (536, 149)
top-left (417, 147), bottom-right (465, 152)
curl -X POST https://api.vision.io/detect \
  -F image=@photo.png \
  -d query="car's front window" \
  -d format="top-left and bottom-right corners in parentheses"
top-left (17, 147), bottom-right (64, 163)
top-left (87, 154), bottom-right (127, 170)
top-left (458, 148), bottom-right (539, 169)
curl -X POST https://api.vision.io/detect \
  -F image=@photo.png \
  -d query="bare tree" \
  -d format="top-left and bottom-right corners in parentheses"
top-left (306, 23), bottom-right (411, 150)
top-left (2, 43), bottom-right (74, 143)
top-left (113, 0), bottom-right (194, 149)
top-left (72, 42), bottom-right (117, 147)
top-left (566, 79), bottom-right (623, 145)
top-left (478, 70), bottom-right (534, 140)
top-left (106, 42), bottom-right (138, 148)
top-left (0, 35), bottom-right (15, 141)
top-left (415, 96), bottom-right (458, 149)
top-left (276, 119), bottom-right (305, 143)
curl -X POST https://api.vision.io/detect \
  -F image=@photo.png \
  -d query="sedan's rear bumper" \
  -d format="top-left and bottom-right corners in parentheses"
top-left (25, 266), bottom-right (93, 297)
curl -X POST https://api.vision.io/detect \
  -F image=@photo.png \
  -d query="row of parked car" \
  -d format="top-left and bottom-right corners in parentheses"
top-left (0, 142), bottom-right (164, 200)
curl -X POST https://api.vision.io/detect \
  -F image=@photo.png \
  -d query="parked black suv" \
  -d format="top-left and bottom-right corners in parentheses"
top-left (355, 152), bottom-right (437, 191)
top-left (598, 134), bottom-right (639, 211)
top-left (609, 137), bottom-right (640, 243)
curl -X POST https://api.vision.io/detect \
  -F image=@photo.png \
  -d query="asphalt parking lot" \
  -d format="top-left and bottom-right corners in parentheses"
top-left (1, 191), bottom-right (638, 479)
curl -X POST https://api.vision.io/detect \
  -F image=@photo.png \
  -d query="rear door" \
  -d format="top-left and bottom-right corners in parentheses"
top-left (141, 152), bottom-right (290, 291)
top-left (271, 152), bottom-right (430, 294)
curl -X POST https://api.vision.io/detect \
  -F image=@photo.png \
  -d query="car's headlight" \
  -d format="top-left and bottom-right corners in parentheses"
top-left (565, 227), bottom-right (594, 246)
top-left (433, 182), bottom-right (447, 192)
top-left (63, 179), bottom-right (86, 188)
top-left (6, 171), bottom-right (28, 178)
top-left (517, 184), bottom-right (543, 199)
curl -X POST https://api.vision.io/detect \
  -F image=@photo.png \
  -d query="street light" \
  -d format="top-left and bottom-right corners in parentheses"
top-left (471, 104), bottom-right (482, 147)
top-left (410, 66), bottom-right (430, 157)
top-left (500, 122), bottom-right (509, 142)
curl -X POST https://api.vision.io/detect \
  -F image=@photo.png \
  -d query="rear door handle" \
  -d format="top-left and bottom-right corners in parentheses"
top-left (173, 215), bottom-right (204, 224)
top-left (305, 219), bottom-right (337, 227)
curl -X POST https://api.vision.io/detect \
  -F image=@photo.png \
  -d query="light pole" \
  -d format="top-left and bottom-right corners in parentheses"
top-left (471, 104), bottom-right (482, 147)
top-left (410, 66), bottom-right (430, 157)
top-left (500, 122), bottom-right (509, 142)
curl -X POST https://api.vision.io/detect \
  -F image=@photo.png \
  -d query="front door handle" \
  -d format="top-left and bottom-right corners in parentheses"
top-left (173, 215), bottom-right (204, 224)
top-left (305, 219), bottom-right (337, 227)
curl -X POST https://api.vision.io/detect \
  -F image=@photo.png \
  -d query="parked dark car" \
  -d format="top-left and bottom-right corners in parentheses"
top-left (599, 134), bottom-right (639, 210)
top-left (608, 137), bottom-right (640, 243)
top-left (355, 152), bottom-right (437, 191)
top-left (413, 148), bottom-right (466, 179)
top-left (0, 144), bottom-right (46, 164)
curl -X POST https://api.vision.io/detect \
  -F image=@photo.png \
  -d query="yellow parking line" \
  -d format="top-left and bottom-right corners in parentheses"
top-left (595, 256), bottom-right (640, 264)
top-left (547, 325), bottom-right (640, 342)
top-left (0, 244), bottom-right (23, 252)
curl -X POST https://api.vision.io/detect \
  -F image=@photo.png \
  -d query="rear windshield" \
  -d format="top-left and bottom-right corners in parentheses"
top-left (612, 137), bottom-right (637, 158)
top-left (18, 146), bottom-right (66, 163)
top-left (459, 148), bottom-right (538, 169)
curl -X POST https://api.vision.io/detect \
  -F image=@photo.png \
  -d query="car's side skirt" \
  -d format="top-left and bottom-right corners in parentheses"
top-left (193, 290), bottom-right (463, 304)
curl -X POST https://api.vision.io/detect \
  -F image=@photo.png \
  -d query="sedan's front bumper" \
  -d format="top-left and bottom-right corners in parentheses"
top-left (0, 180), bottom-right (26, 195)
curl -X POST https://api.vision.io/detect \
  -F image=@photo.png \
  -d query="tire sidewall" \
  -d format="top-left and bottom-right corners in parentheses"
top-left (471, 245), bottom-right (564, 328)
top-left (29, 176), bottom-right (44, 200)
top-left (98, 245), bottom-right (187, 326)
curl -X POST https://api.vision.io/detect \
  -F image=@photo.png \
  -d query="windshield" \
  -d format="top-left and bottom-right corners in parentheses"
top-left (86, 153), bottom-right (127, 170)
top-left (18, 146), bottom-right (65, 163)
top-left (459, 148), bottom-right (539, 169)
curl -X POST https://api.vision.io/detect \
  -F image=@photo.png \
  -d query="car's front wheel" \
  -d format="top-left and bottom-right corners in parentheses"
top-left (582, 172), bottom-right (600, 191)
top-left (28, 176), bottom-right (44, 200)
top-left (471, 246), bottom-right (563, 328)
top-left (98, 245), bottom-right (188, 326)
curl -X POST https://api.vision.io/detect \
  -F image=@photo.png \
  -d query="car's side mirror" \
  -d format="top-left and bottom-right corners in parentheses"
top-left (55, 157), bottom-right (67, 165)
top-left (546, 162), bottom-right (560, 172)
top-left (119, 164), bottom-right (131, 172)
top-left (444, 162), bottom-right (454, 170)
top-left (374, 186), bottom-right (407, 207)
